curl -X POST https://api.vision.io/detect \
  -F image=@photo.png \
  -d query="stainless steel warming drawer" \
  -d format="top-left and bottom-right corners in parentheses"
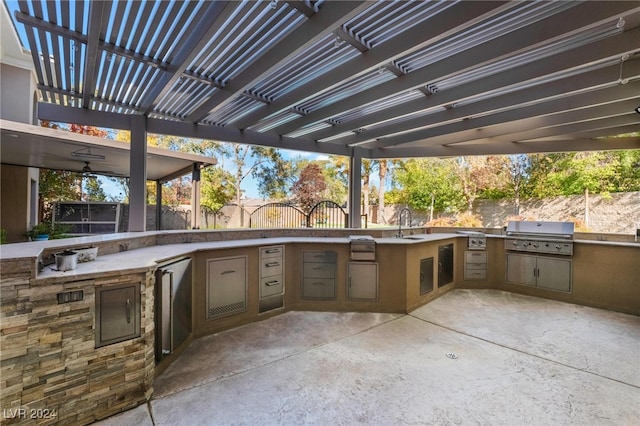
top-left (349, 235), bottom-right (375, 261)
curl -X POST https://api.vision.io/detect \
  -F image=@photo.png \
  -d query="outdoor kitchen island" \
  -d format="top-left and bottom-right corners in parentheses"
top-left (0, 228), bottom-right (638, 424)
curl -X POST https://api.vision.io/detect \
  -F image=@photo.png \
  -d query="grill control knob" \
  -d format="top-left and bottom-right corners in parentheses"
top-left (532, 243), bottom-right (539, 248)
top-left (512, 241), bottom-right (518, 246)
top-left (555, 245), bottom-right (561, 249)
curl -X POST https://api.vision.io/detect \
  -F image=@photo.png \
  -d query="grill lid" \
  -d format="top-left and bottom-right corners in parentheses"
top-left (505, 221), bottom-right (574, 240)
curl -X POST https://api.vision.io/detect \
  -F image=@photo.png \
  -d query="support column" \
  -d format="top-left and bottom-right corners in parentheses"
top-left (156, 180), bottom-right (162, 230)
top-left (348, 148), bottom-right (362, 228)
top-left (191, 163), bottom-right (201, 229)
top-left (128, 115), bottom-right (147, 231)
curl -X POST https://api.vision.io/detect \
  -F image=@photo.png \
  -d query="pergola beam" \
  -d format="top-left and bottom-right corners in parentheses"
top-left (187, 1), bottom-right (372, 123)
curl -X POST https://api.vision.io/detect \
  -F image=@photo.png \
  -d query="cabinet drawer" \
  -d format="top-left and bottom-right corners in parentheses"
top-left (465, 262), bottom-right (487, 270)
top-left (465, 251), bottom-right (487, 263)
top-left (260, 245), bottom-right (284, 259)
top-left (302, 278), bottom-right (336, 299)
top-left (464, 269), bottom-right (487, 280)
top-left (261, 259), bottom-right (283, 277)
top-left (303, 262), bottom-right (336, 279)
top-left (303, 251), bottom-right (337, 263)
top-left (261, 276), bottom-right (284, 298)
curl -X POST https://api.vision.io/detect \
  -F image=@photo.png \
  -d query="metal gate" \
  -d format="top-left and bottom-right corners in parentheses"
top-left (249, 203), bottom-right (306, 228)
top-left (307, 200), bottom-right (348, 228)
top-left (249, 201), bottom-right (348, 229)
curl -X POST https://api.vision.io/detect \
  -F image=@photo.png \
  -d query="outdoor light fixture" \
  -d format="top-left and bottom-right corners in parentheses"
top-left (71, 148), bottom-right (105, 160)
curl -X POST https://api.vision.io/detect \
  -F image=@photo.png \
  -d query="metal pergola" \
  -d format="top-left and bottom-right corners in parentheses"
top-left (4, 0), bottom-right (640, 228)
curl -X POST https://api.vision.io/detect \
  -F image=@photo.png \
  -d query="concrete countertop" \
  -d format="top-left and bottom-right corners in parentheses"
top-left (0, 231), bottom-right (159, 260)
top-left (4, 230), bottom-right (638, 283)
top-left (32, 234), bottom-right (462, 282)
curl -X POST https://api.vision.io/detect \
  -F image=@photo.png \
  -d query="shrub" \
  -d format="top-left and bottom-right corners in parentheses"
top-left (427, 217), bottom-right (454, 227)
top-left (455, 212), bottom-right (482, 227)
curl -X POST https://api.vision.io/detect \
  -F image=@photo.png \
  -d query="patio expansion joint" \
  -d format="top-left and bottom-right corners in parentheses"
top-left (407, 313), bottom-right (640, 390)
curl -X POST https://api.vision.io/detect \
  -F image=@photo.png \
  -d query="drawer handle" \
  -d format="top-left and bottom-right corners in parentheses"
top-left (312, 282), bottom-right (325, 286)
top-left (312, 266), bottom-right (326, 271)
top-left (221, 270), bottom-right (236, 275)
top-left (265, 262), bottom-right (280, 267)
top-left (126, 298), bottom-right (131, 324)
top-left (265, 280), bottom-right (280, 286)
top-left (265, 249), bottom-right (280, 253)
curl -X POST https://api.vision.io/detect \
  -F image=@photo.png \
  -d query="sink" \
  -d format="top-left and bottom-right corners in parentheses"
top-left (403, 235), bottom-right (429, 240)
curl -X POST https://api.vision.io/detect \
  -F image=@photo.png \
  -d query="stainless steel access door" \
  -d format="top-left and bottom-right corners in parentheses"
top-left (157, 258), bottom-right (192, 360)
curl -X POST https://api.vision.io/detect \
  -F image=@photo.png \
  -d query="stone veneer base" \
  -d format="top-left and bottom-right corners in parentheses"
top-left (0, 271), bottom-right (155, 425)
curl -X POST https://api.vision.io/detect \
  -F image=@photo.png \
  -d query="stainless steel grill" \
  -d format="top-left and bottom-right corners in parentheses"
top-left (505, 221), bottom-right (574, 256)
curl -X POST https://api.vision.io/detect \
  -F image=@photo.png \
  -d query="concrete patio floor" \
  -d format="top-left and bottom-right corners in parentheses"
top-left (96, 289), bottom-right (640, 425)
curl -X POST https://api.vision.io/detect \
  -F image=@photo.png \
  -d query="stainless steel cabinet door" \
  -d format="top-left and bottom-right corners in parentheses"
top-left (95, 282), bottom-right (140, 347)
top-left (420, 257), bottom-right (434, 295)
top-left (537, 257), bottom-right (572, 292)
top-left (438, 243), bottom-right (454, 287)
top-left (207, 256), bottom-right (247, 319)
top-left (347, 262), bottom-right (378, 301)
top-left (157, 258), bottom-right (192, 359)
top-left (506, 254), bottom-right (537, 286)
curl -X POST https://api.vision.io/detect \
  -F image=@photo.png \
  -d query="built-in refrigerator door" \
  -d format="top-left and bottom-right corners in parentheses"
top-left (157, 258), bottom-right (192, 361)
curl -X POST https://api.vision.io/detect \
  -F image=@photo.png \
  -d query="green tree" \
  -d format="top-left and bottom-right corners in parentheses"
top-left (321, 155), bottom-right (349, 204)
top-left (393, 158), bottom-right (465, 214)
top-left (251, 147), bottom-right (298, 200)
top-left (201, 166), bottom-right (236, 212)
top-left (38, 169), bottom-right (81, 221)
top-left (84, 177), bottom-right (107, 201)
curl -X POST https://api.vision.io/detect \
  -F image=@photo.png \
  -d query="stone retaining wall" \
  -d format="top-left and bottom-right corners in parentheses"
top-left (474, 192), bottom-right (640, 233)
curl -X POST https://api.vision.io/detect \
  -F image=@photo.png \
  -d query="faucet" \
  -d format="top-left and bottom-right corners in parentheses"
top-left (397, 207), bottom-right (412, 238)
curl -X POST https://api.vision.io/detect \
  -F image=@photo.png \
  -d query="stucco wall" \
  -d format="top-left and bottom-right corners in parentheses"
top-left (0, 63), bottom-right (37, 124)
top-left (1, 164), bottom-right (39, 243)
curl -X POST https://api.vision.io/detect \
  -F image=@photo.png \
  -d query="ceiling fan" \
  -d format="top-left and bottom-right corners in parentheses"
top-left (80, 161), bottom-right (120, 177)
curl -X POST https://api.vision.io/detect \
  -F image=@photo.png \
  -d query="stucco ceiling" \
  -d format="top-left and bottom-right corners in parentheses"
top-left (4, 0), bottom-right (640, 159)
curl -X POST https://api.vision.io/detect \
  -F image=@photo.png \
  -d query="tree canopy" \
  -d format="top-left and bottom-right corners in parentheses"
top-left (291, 163), bottom-right (327, 213)
top-left (35, 119), bottom-right (639, 226)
